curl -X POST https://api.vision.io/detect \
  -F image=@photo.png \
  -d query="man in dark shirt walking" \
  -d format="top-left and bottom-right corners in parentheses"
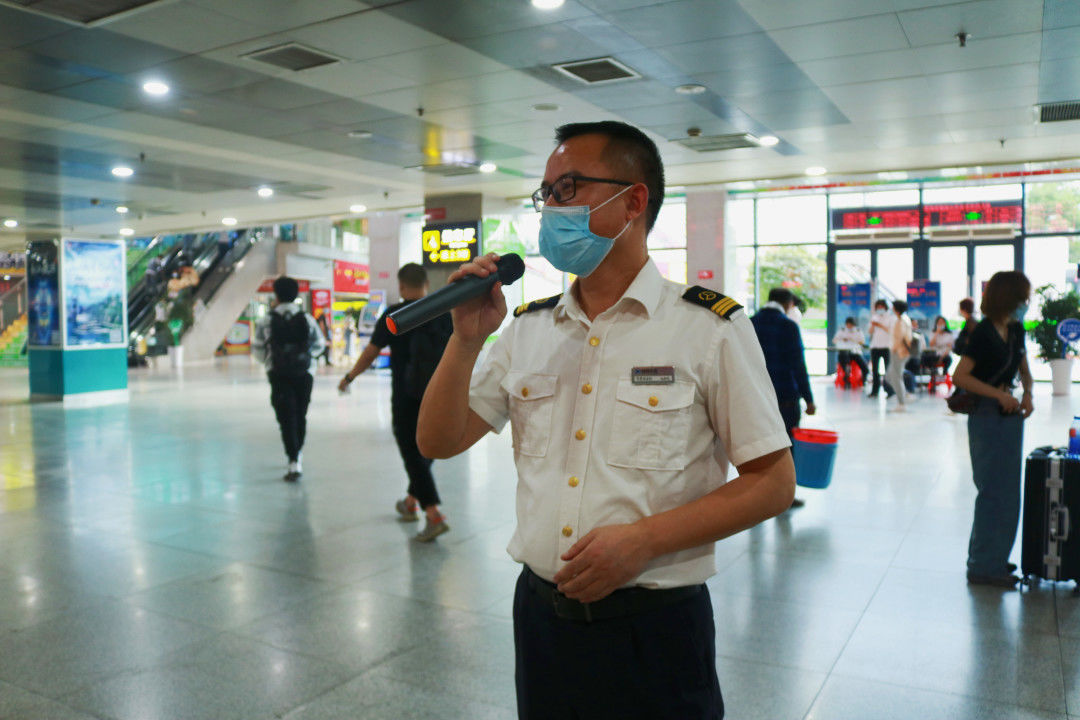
top-left (752, 287), bottom-right (816, 508)
top-left (339, 263), bottom-right (453, 541)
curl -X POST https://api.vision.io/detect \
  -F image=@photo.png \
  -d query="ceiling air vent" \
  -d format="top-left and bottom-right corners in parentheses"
top-left (553, 57), bottom-right (640, 85)
top-left (245, 43), bottom-right (342, 72)
top-left (1, 0), bottom-right (170, 25)
top-left (408, 162), bottom-right (482, 177)
top-left (1037, 101), bottom-right (1080, 123)
top-left (673, 133), bottom-right (761, 152)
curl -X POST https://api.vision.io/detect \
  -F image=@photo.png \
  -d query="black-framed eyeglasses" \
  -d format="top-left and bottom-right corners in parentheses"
top-left (532, 174), bottom-right (634, 212)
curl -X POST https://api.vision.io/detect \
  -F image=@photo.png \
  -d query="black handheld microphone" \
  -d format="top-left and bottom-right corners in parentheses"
top-left (386, 253), bottom-right (525, 335)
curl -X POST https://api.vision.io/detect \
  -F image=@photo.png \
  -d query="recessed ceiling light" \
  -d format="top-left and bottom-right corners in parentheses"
top-left (757, 135), bottom-right (780, 147)
top-left (347, 130), bottom-right (373, 139)
top-left (805, 166), bottom-right (827, 176)
top-left (532, 102), bottom-right (560, 112)
top-left (222, 217), bottom-right (238, 226)
top-left (531, 0), bottom-right (564, 8)
top-left (2, 219), bottom-right (17, 228)
top-left (479, 162), bottom-right (497, 173)
top-left (111, 166), bottom-right (134, 178)
top-left (349, 204), bottom-right (367, 214)
top-left (675, 83), bottom-right (707, 95)
top-left (119, 227), bottom-right (134, 236)
top-left (142, 80), bottom-right (169, 96)
top-left (257, 186), bottom-right (274, 198)
top-left (116, 205), bottom-right (129, 214)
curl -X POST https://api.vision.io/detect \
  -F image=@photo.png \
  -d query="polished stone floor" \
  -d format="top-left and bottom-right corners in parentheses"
top-left (0, 360), bottom-right (1078, 720)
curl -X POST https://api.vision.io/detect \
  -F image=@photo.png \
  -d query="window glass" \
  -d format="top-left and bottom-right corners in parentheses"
top-left (729, 246), bottom-right (756, 309)
top-left (756, 244), bottom-right (828, 374)
top-left (875, 248), bottom-right (913, 303)
top-left (1025, 180), bottom-right (1080, 233)
top-left (727, 198), bottom-right (755, 246)
top-left (651, 249), bottom-right (686, 284)
top-left (757, 195), bottom-right (826, 245)
top-left (928, 246), bottom-right (968, 327)
top-left (648, 200), bottom-right (686, 249)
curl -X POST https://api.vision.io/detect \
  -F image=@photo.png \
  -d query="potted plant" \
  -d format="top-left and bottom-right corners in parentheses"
top-left (1032, 283), bottom-right (1080, 395)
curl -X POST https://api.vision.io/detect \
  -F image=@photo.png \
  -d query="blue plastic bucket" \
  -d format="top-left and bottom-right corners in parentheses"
top-left (792, 428), bottom-right (838, 489)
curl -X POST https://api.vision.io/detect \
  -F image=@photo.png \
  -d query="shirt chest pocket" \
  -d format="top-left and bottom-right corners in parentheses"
top-left (608, 380), bottom-right (696, 471)
top-left (502, 372), bottom-right (558, 457)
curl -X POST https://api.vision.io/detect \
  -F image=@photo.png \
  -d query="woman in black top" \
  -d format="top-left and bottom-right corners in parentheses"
top-left (953, 271), bottom-right (1034, 587)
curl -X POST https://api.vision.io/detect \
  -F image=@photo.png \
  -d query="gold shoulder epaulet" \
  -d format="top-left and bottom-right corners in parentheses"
top-left (681, 286), bottom-right (742, 319)
top-left (513, 293), bottom-right (562, 317)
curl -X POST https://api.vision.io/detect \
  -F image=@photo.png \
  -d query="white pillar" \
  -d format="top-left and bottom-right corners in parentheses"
top-left (686, 189), bottom-right (727, 291)
top-left (368, 213), bottom-right (402, 303)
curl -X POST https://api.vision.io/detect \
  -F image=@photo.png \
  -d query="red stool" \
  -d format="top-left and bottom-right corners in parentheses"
top-left (928, 360), bottom-right (952, 393)
top-left (834, 357), bottom-right (864, 389)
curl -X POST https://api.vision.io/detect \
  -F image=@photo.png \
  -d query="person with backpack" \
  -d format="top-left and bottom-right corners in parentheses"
top-left (253, 276), bottom-right (326, 481)
top-left (338, 263), bottom-right (453, 542)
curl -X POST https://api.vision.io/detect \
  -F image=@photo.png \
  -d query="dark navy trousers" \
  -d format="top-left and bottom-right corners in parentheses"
top-left (513, 568), bottom-right (724, 719)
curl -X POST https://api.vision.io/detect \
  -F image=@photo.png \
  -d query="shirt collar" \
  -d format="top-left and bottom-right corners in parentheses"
top-left (554, 257), bottom-right (665, 323)
top-left (763, 301), bottom-right (786, 312)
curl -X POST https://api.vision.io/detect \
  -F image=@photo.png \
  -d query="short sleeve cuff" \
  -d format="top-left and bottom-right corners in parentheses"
top-left (728, 432), bottom-right (792, 468)
top-left (469, 396), bottom-right (508, 434)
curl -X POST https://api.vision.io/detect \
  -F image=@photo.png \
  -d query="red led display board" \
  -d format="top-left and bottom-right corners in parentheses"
top-left (831, 200), bottom-right (1022, 230)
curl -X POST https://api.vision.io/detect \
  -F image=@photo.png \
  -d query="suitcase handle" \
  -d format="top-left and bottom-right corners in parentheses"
top-left (1051, 505), bottom-right (1070, 542)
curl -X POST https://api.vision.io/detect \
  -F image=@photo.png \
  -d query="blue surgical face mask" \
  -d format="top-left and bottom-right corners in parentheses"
top-left (1013, 302), bottom-right (1028, 322)
top-left (538, 185), bottom-right (633, 276)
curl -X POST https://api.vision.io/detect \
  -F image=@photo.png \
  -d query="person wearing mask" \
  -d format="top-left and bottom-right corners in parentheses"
top-left (886, 299), bottom-right (913, 412)
top-left (926, 315), bottom-right (956, 383)
top-left (252, 277), bottom-right (326, 480)
top-left (954, 297), bottom-right (977, 356)
top-left (339, 263), bottom-right (453, 542)
top-left (867, 298), bottom-right (895, 398)
top-left (952, 271), bottom-right (1034, 587)
top-left (833, 316), bottom-right (869, 380)
top-left (416, 120), bottom-right (794, 718)
top-left (903, 318), bottom-right (928, 391)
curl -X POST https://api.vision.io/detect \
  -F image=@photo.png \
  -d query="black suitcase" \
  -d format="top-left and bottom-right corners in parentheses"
top-left (1021, 447), bottom-right (1080, 583)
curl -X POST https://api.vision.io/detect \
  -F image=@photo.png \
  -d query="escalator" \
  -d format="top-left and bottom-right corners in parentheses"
top-left (127, 228), bottom-right (270, 363)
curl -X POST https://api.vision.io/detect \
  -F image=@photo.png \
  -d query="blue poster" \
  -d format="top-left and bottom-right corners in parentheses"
top-left (63, 239), bottom-right (126, 348)
top-left (27, 240), bottom-right (60, 347)
top-left (836, 283), bottom-right (872, 334)
top-left (906, 280), bottom-right (941, 331)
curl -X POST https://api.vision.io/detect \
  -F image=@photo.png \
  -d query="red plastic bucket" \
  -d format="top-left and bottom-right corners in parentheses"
top-left (792, 428), bottom-right (838, 489)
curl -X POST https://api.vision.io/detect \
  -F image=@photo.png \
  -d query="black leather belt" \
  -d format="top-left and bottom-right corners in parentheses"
top-left (524, 566), bottom-right (704, 623)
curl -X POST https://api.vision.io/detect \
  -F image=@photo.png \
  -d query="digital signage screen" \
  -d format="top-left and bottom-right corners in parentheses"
top-left (62, 239), bottom-right (127, 348)
top-left (422, 222), bottom-right (481, 267)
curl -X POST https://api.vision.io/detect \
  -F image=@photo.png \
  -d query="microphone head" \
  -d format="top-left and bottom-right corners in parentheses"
top-left (496, 253), bottom-right (525, 285)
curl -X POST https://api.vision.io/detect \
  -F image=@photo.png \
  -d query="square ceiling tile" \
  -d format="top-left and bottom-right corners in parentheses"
top-left (602, 0), bottom-right (762, 47)
top-left (380, 0), bottom-right (594, 41)
top-left (0, 5), bottom-right (69, 51)
top-left (467, 23), bottom-right (606, 69)
top-left (0, 86), bottom-right (116, 123)
top-left (283, 60), bottom-right (417, 99)
top-left (289, 12), bottom-right (445, 62)
top-left (800, 49), bottom-right (923, 87)
top-left (189, 0), bottom-right (367, 33)
top-left (913, 33), bottom-right (1042, 75)
top-left (738, 0), bottom-right (950, 32)
top-left (366, 43), bottom-right (507, 84)
top-left (26, 29), bottom-right (184, 75)
top-left (213, 79), bottom-right (339, 111)
top-left (1043, 0), bottom-right (1080, 30)
top-left (130, 56), bottom-right (270, 96)
top-left (654, 33), bottom-right (792, 75)
top-left (691, 63), bottom-right (820, 97)
top-left (52, 78), bottom-right (147, 112)
top-left (924, 63), bottom-right (1039, 96)
top-left (0, 49), bottom-right (100, 92)
top-left (106, 2), bottom-right (265, 54)
top-left (1039, 27), bottom-right (1080, 61)
top-left (769, 14), bottom-right (911, 62)
top-left (297, 99), bottom-right (401, 128)
top-left (935, 85), bottom-right (1038, 114)
top-left (824, 76), bottom-right (933, 115)
top-left (898, 0), bottom-right (1043, 48)
top-left (1037, 59), bottom-right (1080, 104)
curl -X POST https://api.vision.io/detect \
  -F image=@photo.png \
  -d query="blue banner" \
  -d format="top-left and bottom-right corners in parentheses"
top-left (906, 280), bottom-right (942, 332)
top-left (836, 283), bottom-right (872, 334)
top-left (27, 240), bottom-right (60, 347)
top-left (63, 239), bottom-right (126, 348)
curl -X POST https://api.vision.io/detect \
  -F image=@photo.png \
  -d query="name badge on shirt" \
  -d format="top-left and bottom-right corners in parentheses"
top-left (631, 366), bottom-right (675, 385)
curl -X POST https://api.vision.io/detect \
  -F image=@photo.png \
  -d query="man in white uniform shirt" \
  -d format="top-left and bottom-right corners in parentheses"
top-left (867, 298), bottom-right (896, 398)
top-left (417, 121), bottom-right (794, 719)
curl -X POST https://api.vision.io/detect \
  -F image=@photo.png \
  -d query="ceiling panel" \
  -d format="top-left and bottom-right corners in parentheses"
top-left (823, 77), bottom-right (934, 117)
top-left (282, 60), bottom-right (417, 99)
top-left (1043, 0), bottom-right (1080, 30)
top-left (690, 62), bottom-right (824, 97)
top-left (731, 88), bottom-right (849, 130)
top-left (934, 85), bottom-right (1039, 114)
top-left (366, 43), bottom-right (507, 84)
top-left (736, 0), bottom-right (942, 31)
top-left (651, 33), bottom-right (792, 75)
top-left (948, 124), bottom-right (1037, 143)
top-left (51, 77), bottom-right (149, 111)
top-left (128, 56), bottom-right (270, 95)
top-left (616, 101), bottom-right (742, 132)
top-left (378, 0), bottom-right (594, 42)
top-left (1036, 58), bottom-right (1080, 104)
top-left (800, 49), bottom-right (923, 87)
top-left (913, 34), bottom-right (1042, 75)
top-left (211, 78), bottom-right (340, 111)
top-left (0, 84), bottom-right (116, 122)
top-left (188, 0), bottom-right (369, 33)
top-left (0, 48), bottom-right (100, 92)
top-left (296, 98), bottom-right (401, 129)
top-left (897, 0), bottom-right (1043, 48)
top-left (25, 29), bottom-right (184, 75)
top-left (288, 11), bottom-right (446, 62)
top-left (924, 64), bottom-right (1039, 96)
top-left (600, 0), bottom-right (761, 46)
top-left (1042, 26), bottom-right (1080, 61)
top-left (768, 14), bottom-right (911, 62)
top-left (0, 4), bottom-right (69, 51)
top-left (103, 2), bottom-right (266, 54)
top-left (466, 23), bottom-right (606, 69)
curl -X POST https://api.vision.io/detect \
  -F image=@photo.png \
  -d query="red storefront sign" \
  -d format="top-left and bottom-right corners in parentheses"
top-left (311, 289), bottom-right (332, 310)
top-left (258, 278), bottom-right (310, 293)
top-left (333, 260), bottom-right (370, 294)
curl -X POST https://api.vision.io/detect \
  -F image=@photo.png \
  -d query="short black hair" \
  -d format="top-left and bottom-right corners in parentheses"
top-left (875, 299), bottom-right (888, 309)
top-left (845, 316), bottom-right (856, 325)
top-left (892, 299), bottom-right (908, 313)
top-left (555, 121), bottom-right (664, 232)
top-left (959, 297), bottom-right (975, 314)
top-left (768, 287), bottom-right (794, 306)
top-left (273, 276), bottom-right (299, 303)
top-left (398, 263), bottom-right (427, 288)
